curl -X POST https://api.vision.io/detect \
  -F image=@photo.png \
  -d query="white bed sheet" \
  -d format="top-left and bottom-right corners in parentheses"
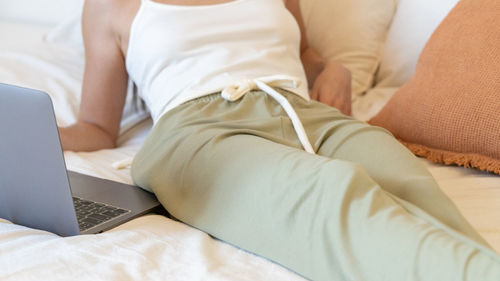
top-left (0, 22), bottom-right (499, 281)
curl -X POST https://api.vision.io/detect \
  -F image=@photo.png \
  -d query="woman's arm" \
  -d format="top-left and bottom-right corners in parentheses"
top-left (58, 0), bottom-right (129, 152)
top-left (285, 0), bottom-right (351, 115)
top-left (285, 0), bottom-right (324, 85)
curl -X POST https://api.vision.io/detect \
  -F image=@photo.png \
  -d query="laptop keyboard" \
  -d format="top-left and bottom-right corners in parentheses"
top-left (73, 197), bottom-right (131, 232)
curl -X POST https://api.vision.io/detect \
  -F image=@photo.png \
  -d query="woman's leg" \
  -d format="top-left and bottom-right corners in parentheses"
top-left (133, 126), bottom-right (500, 281)
top-left (293, 98), bottom-right (490, 246)
top-left (132, 92), bottom-right (500, 280)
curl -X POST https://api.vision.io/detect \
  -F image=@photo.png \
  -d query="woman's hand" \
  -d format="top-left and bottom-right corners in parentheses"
top-left (310, 62), bottom-right (352, 116)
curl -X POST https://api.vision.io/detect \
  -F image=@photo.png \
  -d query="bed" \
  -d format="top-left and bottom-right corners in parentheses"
top-left (0, 0), bottom-right (499, 280)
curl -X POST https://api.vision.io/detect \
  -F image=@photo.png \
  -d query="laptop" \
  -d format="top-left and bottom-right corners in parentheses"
top-left (0, 83), bottom-right (161, 236)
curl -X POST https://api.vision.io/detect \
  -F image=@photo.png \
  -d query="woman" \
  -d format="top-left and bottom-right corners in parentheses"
top-left (59, 0), bottom-right (500, 280)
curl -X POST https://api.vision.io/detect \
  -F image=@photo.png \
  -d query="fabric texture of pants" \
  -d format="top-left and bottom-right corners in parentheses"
top-left (132, 90), bottom-right (500, 281)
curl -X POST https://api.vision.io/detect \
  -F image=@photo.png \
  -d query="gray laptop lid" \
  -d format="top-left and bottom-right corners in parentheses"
top-left (0, 83), bottom-right (161, 237)
top-left (0, 83), bottom-right (80, 236)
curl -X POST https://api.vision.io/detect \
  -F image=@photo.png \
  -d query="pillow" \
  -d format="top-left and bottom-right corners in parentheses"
top-left (0, 0), bottom-right (83, 26)
top-left (351, 87), bottom-right (398, 122)
top-left (300, 0), bottom-right (396, 97)
top-left (43, 2), bottom-right (149, 135)
top-left (374, 0), bottom-right (459, 89)
top-left (44, 15), bottom-right (83, 50)
top-left (369, 0), bottom-right (500, 175)
top-left (0, 22), bottom-right (148, 136)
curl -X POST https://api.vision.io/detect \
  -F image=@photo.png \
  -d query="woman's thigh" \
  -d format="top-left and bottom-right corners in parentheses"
top-left (294, 99), bottom-right (489, 246)
top-left (132, 119), bottom-right (500, 281)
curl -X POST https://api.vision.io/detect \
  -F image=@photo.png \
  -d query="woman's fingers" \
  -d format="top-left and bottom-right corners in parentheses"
top-left (310, 83), bottom-right (320, 101)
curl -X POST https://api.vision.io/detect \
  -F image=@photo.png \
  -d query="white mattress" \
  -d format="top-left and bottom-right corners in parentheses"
top-left (0, 22), bottom-right (499, 280)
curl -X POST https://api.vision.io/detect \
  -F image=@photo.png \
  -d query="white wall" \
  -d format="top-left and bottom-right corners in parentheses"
top-left (0, 0), bottom-right (83, 26)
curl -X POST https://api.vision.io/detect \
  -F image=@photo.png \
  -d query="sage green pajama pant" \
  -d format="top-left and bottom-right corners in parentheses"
top-left (132, 90), bottom-right (500, 281)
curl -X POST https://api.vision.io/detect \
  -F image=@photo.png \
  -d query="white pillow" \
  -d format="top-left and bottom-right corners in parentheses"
top-left (0, 23), bottom-right (83, 127)
top-left (374, 0), bottom-right (459, 88)
top-left (0, 22), bottom-right (148, 135)
top-left (0, 0), bottom-right (149, 135)
top-left (44, 6), bottom-right (149, 135)
top-left (0, 0), bottom-right (83, 26)
top-left (45, 15), bottom-right (83, 50)
top-left (300, 0), bottom-right (397, 96)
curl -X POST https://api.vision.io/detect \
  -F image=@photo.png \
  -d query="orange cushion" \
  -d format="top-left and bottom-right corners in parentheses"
top-left (369, 0), bottom-right (500, 175)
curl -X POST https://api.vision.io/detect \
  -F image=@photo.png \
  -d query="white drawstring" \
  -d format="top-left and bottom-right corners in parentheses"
top-left (221, 75), bottom-right (315, 154)
top-left (113, 75), bottom-right (315, 170)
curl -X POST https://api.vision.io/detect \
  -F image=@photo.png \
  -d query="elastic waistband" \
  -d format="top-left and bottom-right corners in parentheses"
top-left (171, 75), bottom-right (315, 154)
top-left (181, 88), bottom-right (306, 105)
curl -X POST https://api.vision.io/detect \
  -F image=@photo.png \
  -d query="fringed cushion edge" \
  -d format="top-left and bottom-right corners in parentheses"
top-left (398, 140), bottom-right (500, 175)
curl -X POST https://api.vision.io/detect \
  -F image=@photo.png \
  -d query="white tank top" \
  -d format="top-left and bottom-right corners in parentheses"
top-left (126, 0), bottom-right (310, 123)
